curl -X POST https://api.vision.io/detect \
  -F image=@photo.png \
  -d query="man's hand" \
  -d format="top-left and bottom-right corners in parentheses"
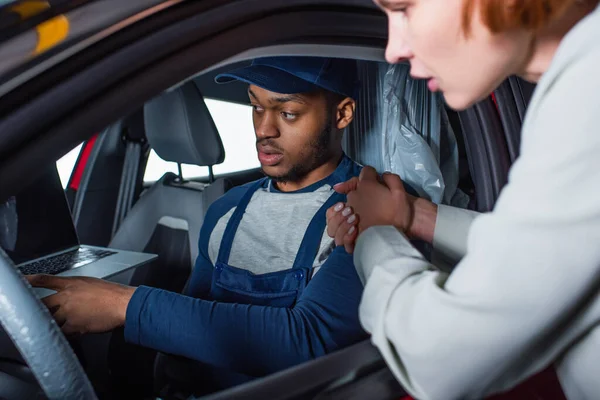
top-left (327, 202), bottom-right (359, 253)
top-left (27, 275), bottom-right (136, 335)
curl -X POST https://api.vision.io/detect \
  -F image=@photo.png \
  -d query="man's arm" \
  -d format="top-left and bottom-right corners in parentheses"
top-left (124, 246), bottom-right (366, 376)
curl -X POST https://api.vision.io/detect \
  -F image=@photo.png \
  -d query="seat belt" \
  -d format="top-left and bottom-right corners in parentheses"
top-left (111, 111), bottom-right (147, 237)
top-left (111, 141), bottom-right (142, 237)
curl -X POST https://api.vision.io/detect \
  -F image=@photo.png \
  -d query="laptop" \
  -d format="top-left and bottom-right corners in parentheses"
top-left (2, 164), bottom-right (157, 297)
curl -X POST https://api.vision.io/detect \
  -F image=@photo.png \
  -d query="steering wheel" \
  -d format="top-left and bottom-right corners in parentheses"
top-left (0, 248), bottom-right (97, 400)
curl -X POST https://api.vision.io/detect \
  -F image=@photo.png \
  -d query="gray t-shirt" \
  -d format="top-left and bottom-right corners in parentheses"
top-left (208, 181), bottom-right (335, 276)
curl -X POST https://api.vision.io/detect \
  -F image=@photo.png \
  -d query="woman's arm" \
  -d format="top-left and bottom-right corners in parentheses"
top-left (328, 179), bottom-right (480, 266)
top-left (430, 204), bottom-right (480, 267)
top-left (354, 56), bottom-right (600, 399)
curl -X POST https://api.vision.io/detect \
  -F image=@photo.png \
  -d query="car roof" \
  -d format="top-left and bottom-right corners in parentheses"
top-left (0, 0), bottom-right (381, 98)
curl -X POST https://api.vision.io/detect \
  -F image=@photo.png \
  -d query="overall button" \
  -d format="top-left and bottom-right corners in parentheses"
top-left (294, 271), bottom-right (304, 281)
top-left (215, 264), bottom-right (223, 272)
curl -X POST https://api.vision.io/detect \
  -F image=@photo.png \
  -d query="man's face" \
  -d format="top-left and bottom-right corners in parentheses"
top-left (248, 85), bottom-right (339, 183)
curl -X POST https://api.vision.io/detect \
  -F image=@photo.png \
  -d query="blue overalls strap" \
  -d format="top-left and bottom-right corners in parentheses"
top-left (216, 178), bottom-right (268, 264)
top-left (291, 191), bottom-right (345, 269)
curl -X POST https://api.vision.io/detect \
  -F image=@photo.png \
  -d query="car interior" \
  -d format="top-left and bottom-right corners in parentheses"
top-left (0, 2), bottom-right (537, 399)
top-left (0, 56), bottom-right (535, 400)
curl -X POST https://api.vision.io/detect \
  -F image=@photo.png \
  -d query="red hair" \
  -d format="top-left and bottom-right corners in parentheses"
top-left (462, 0), bottom-right (599, 34)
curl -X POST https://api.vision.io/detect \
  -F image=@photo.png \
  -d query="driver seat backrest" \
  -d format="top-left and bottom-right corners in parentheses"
top-left (109, 80), bottom-right (227, 291)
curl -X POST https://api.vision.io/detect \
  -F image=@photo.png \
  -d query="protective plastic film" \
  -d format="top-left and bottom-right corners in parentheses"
top-left (345, 61), bottom-right (468, 206)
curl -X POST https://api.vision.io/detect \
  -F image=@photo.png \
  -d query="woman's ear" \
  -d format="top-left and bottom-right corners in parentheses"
top-left (336, 98), bottom-right (356, 130)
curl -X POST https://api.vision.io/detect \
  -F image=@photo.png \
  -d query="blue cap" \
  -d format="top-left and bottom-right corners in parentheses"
top-left (215, 57), bottom-right (359, 99)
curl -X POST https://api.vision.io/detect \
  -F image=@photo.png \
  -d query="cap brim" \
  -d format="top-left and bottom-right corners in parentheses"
top-left (215, 65), bottom-right (319, 95)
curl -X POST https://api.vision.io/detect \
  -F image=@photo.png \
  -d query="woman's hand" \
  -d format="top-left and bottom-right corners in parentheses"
top-left (341, 167), bottom-right (415, 233)
top-left (327, 167), bottom-right (439, 250)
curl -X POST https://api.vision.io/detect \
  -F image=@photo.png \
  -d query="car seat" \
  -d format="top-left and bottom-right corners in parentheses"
top-left (109, 81), bottom-right (227, 291)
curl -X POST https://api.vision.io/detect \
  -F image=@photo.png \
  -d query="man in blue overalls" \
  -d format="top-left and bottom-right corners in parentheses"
top-left (29, 57), bottom-right (367, 394)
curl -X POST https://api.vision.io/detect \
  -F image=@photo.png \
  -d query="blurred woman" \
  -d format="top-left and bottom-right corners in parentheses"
top-left (327, 1), bottom-right (600, 399)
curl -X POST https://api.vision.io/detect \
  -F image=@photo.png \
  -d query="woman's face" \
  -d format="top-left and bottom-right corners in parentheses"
top-left (376, 0), bottom-right (532, 110)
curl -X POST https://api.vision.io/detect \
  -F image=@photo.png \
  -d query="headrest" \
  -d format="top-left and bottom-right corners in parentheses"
top-left (144, 81), bottom-right (225, 166)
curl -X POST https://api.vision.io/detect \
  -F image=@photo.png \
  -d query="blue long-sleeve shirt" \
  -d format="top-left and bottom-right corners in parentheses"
top-left (125, 246), bottom-right (365, 376)
top-left (124, 160), bottom-right (368, 377)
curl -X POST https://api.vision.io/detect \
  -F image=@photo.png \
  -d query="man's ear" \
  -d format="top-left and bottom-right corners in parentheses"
top-left (336, 98), bottom-right (356, 130)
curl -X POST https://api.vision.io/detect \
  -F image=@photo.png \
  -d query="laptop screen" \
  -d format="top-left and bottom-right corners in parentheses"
top-left (1, 165), bottom-right (79, 265)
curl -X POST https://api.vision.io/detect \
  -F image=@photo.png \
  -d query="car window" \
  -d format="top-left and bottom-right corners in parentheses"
top-left (144, 98), bottom-right (259, 183)
top-left (56, 143), bottom-right (83, 188)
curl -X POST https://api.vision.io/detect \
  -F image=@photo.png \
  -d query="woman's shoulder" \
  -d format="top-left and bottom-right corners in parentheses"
top-left (520, 14), bottom-right (600, 157)
top-left (542, 6), bottom-right (600, 90)
top-left (526, 5), bottom-right (600, 129)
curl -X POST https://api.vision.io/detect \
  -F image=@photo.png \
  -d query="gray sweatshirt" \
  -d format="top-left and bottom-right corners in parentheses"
top-left (354, 4), bottom-right (600, 400)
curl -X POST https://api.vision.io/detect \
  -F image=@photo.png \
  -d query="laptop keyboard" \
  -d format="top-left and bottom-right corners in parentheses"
top-left (18, 247), bottom-right (117, 276)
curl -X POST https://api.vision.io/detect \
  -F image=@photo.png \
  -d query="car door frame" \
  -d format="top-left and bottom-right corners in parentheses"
top-left (0, 0), bottom-right (521, 397)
